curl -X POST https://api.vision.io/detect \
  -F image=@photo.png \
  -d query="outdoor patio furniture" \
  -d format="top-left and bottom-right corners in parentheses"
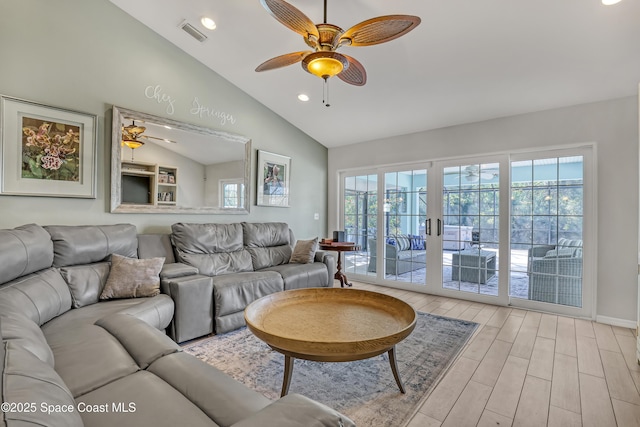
top-left (527, 238), bottom-right (583, 274)
top-left (451, 249), bottom-right (496, 284)
top-left (528, 238), bottom-right (583, 307)
top-left (529, 258), bottom-right (582, 307)
top-left (367, 237), bottom-right (426, 275)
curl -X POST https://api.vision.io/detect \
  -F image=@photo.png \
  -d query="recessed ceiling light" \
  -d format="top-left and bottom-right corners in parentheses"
top-left (602, 0), bottom-right (622, 4)
top-left (297, 94), bottom-right (310, 102)
top-left (201, 17), bottom-right (216, 30)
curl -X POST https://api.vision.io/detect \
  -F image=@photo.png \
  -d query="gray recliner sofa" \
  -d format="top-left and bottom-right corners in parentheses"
top-left (0, 223), bottom-right (353, 427)
top-left (166, 222), bottom-right (335, 337)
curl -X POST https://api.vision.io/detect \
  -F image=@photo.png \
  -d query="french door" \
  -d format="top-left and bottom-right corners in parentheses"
top-left (339, 146), bottom-right (593, 317)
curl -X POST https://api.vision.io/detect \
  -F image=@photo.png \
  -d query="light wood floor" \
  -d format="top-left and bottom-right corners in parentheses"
top-left (346, 281), bottom-right (640, 427)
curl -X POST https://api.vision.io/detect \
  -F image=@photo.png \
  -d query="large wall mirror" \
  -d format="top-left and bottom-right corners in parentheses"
top-left (111, 106), bottom-right (251, 214)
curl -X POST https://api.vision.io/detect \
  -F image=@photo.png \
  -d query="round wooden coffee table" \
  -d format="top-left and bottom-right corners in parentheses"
top-left (244, 288), bottom-right (417, 397)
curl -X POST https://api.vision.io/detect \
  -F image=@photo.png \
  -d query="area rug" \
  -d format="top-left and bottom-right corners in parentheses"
top-left (183, 312), bottom-right (478, 427)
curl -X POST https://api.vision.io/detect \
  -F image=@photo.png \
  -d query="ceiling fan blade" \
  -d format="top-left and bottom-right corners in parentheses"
top-left (141, 135), bottom-right (178, 144)
top-left (337, 55), bottom-right (367, 86)
top-left (337, 15), bottom-right (421, 47)
top-left (256, 51), bottom-right (312, 72)
top-left (260, 0), bottom-right (319, 39)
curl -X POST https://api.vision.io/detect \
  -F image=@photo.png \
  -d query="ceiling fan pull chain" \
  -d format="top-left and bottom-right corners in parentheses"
top-left (323, 77), bottom-right (331, 107)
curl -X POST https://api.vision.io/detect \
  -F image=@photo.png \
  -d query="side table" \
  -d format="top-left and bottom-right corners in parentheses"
top-left (318, 242), bottom-right (361, 287)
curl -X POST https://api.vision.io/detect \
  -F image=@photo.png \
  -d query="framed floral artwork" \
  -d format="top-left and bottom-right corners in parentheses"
top-left (0, 95), bottom-right (97, 198)
top-left (257, 150), bottom-right (290, 207)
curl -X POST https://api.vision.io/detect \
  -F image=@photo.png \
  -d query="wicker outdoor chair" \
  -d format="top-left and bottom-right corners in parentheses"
top-left (528, 256), bottom-right (582, 307)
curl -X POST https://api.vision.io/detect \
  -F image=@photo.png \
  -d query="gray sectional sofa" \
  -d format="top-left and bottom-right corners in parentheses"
top-left (163, 222), bottom-right (335, 338)
top-left (0, 223), bottom-right (352, 427)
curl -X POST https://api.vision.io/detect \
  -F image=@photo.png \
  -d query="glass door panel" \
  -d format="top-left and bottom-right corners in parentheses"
top-left (343, 174), bottom-right (377, 277)
top-left (442, 163), bottom-right (500, 296)
top-left (382, 169), bottom-right (427, 285)
top-left (510, 156), bottom-right (584, 308)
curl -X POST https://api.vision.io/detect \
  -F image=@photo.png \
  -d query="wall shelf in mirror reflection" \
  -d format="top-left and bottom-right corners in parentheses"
top-left (111, 106), bottom-right (251, 214)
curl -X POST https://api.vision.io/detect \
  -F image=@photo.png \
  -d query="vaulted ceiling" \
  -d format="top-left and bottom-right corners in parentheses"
top-left (110, 0), bottom-right (640, 147)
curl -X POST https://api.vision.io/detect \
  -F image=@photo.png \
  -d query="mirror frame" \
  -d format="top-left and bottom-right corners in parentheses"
top-left (110, 106), bottom-right (251, 214)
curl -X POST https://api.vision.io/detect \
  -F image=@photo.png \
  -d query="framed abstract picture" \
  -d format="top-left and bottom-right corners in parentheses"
top-left (0, 95), bottom-right (97, 198)
top-left (257, 150), bottom-right (290, 207)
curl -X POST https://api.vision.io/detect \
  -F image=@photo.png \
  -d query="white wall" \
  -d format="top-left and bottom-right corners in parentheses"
top-left (328, 96), bottom-right (639, 323)
top-left (0, 0), bottom-right (328, 237)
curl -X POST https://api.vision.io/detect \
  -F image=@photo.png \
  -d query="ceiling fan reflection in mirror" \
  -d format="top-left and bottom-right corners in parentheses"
top-left (121, 120), bottom-right (177, 161)
top-left (255, 0), bottom-right (421, 105)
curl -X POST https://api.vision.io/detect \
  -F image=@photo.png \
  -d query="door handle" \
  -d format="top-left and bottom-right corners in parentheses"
top-left (437, 219), bottom-right (442, 236)
top-left (426, 218), bottom-right (431, 236)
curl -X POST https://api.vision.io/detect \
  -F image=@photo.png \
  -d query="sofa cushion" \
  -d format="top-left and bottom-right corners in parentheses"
top-left (0, 267), bottom-right (72, 325)
top-left (243, 222), bottom-right (292, 270)
top-left (242, 222), bottom-right (290, 247)
top-left (76, 371), bottom-right (220, 427)
top-left (148, 352), bottom-right (271, 427)
top-left (60, 261), bottom-right (110, 308)
top-left (289, 238), bottom-right (318, 264)
top-left (262, 263), bottom-right (329, 290)
top-left (44, 323), bottom-right (140, 397)
top-left (180, 250), bottom-right (254, 276)
top-left (172, 223), bottom-right (244, 253)
top-left (41, 296), bottom-right (174, 336)
top-left (212, 271), bottom-right (283, 318)
top-left (45, 224), bottom-right (138, 267)
top-left (247, 245), bottom-right (292, 270)
top-left (100, 254), bottom-right (164, 300)
top-left (0, 223), bottom-right (53, 286)
top-left (172, 223), bottom-right (253, 275)
top-left (2, 340), bottom-right (83, 427)
top-left (0, 313), bottom-right (54, 366)
top-left (212, 271), bottom-right (283, 333)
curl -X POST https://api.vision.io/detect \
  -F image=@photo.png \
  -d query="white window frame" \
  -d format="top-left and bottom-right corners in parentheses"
top-left (219, 178), bottom-right (245, 209)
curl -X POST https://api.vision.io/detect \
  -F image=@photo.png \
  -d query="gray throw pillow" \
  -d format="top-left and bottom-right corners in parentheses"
top-left (289, 238), bottom-right (318, 264)
top-left (100, 254), bottom-right (164, 300)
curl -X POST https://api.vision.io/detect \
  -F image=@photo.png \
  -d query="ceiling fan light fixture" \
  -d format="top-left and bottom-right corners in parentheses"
top-left (602, 0), bottom-right (622, 4)
top-left (122, 139), bottom-right (144, 150)
top-left (302, 52), bottom-right (348, 79)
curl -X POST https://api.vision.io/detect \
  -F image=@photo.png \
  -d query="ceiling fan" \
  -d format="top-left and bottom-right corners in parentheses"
top-left (121, 121), bottom-right (177, 161)
top-left (255, 0), bottom-right (421, 87)
top-left (445, 165), bottom-right (499, 182)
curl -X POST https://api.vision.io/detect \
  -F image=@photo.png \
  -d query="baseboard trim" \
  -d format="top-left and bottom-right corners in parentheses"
top-left (596, 315), bottom-right (636, 329)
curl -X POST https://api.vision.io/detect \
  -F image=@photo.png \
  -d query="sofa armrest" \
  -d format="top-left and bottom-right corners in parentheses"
top-left (231, 394), bottom-right (355, 427)
top-left (160, 262), bottom-right (199, 280)
top-left (162, 274), bottom-right (214, 343)
top-left (315, 250), bottom-right (336, 281)
top-left (386, 243), bottom-right (398, 258)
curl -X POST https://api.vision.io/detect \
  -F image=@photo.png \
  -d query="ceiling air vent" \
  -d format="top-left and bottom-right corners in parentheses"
top-left (179, 20), bottom-right (207, 43)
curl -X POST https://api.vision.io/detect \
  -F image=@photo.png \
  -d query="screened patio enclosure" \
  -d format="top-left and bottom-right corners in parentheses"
top-left (341, 154), bottom-right (586, 310)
